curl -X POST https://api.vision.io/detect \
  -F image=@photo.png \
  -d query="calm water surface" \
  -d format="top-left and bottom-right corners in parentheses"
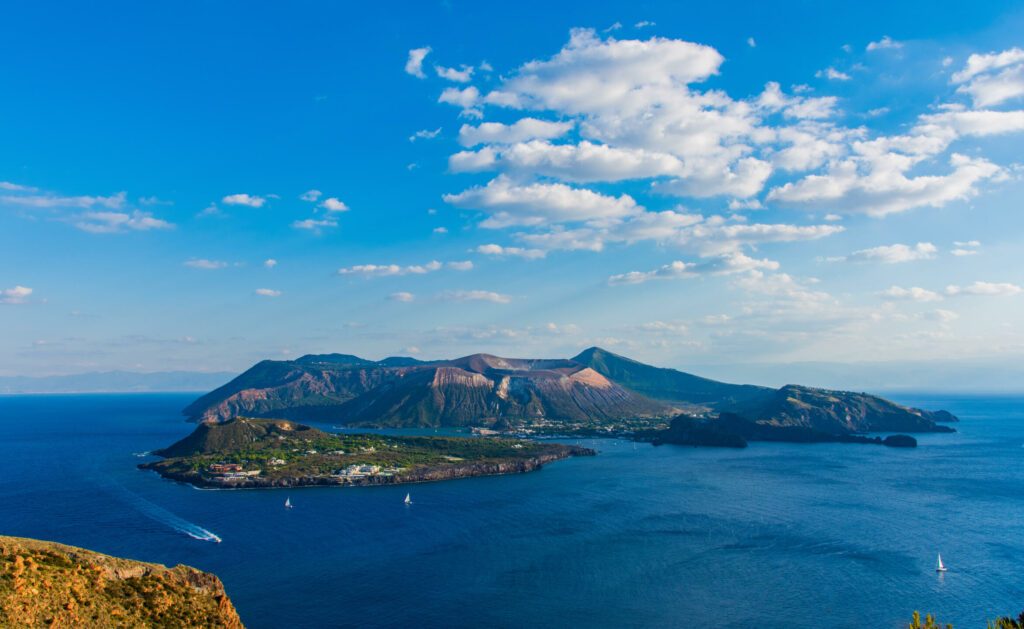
top-left (0, 393), bottom-right (1021, 628)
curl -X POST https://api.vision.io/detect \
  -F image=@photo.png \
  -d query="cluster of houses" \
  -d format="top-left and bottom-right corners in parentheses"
top-left (333, 463), bottom-right (403, 480)
top-left (205, 462), bottom-right (261, 483)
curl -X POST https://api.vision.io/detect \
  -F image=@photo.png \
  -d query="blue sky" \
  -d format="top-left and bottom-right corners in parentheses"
top-left (3, 0), bottom-right (1024, 381)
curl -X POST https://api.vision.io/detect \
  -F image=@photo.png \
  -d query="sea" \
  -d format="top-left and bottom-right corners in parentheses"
top-left (0, 393), bottom-right (1021, 628)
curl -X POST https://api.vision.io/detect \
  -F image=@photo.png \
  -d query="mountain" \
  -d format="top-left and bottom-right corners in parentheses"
top-left (572, 347), bottom-right (774, 409)
top-left (182, 347), bottom-right (956, 435)
top-left (0, 535), bottom-right (243, 628)
top-left (0, 370), bottom-right (236, 394)
top-left (184, 352), bottom-right (675, 426)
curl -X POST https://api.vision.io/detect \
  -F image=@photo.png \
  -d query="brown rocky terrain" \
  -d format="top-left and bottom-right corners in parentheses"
top-left (0, 535), bottom-right (243, 628)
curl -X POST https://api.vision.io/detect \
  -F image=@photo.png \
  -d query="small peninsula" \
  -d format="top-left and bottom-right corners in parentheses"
top-left (0, 535), bottom-right (243, 628)
top-left (140, 417), bottom-right (594, 489)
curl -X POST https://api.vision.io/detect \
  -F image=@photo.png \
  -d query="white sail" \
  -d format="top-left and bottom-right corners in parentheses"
top-left (285, 497), bottom-right (292, 508)
top-left (936, 554), bottom-right (946, 571)
top-left (404, 493), bottom-right (411, 504)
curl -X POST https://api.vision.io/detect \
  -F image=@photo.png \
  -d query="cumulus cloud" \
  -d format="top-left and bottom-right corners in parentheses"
top-left (866, 36), bottom-right (903, 52)
top-left (299, 189), bottom-right (322, 202)
top-left (435, 65), bottom-right (474, 83)
top-left (1, 190), bottom-right (127, 210)
top-left (389, 292), bottom-right (415, 302)
top-left (836, 242), bottom-right (938, 263)
top-left (951, 240), bottom-right (981, 256)
top-left (410, 128), bottom-right (442, 142)
top-left (184, 258), bottom-right (228, 270)
top-left (222, 193), bottom-right (266, 207)
top-left (475, 243), bottom-right (546, 259)
top-left (945, 281), bottom-right (1021, 297)
top-left (440, 290), bottom-right (511, 303)
top-left (74, 210), bottom-right (174, 234)
top-left (0, 181), bottom-right (38, 192)
top-left (951, 48), bottom-right (1024, 107)
top-left (264, 258), bottom-right (278, 268)
top-left (337, 260), bottom-right (471, 277)
top-left (816, 67), bottom-right (851, 81)
top-left (291, 217), bottom-right (338, 232)
top-left (768, 153), bottom-right (1003, 217)
top-left (443, 174), bottom-right (641, 227)
top-left (338, 261), bottom-right (443, 277)
top-left (254, 288), bottom-right (282, 297)
top-left (1, 285), bottom-right (32, 305)
top-left (881, 285), bottom-right (942, 301)
top-left (608, 252), bottom-right (779, 285)
top-left (319, 197), bottom-right (349, 212)
top-left (457, 118), bottom-right (573, 147)
top-left (405, 47), bottom-right (431, 78)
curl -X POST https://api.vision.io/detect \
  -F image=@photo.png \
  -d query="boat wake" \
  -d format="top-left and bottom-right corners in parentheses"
top-left (112, 484), bottom-right (222, 543)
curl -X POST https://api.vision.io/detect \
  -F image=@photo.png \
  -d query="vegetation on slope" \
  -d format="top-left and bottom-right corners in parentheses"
top-left (0, 535), bottom-right (242, 628)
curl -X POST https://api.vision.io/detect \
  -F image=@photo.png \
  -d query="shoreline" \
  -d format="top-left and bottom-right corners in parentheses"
top-left (139, 447), bottom-right (596, 491)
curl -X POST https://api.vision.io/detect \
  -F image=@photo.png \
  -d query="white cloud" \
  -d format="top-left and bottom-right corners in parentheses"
top-left (945, 281), bottom-right (1021, 297)
top-left (319, 197), bottom-right (349, 212)
top-left (747, 37), bottom-right (756, 48)
top-left (447, 260), bottom-right (474, 271)
top-left (440, 290), bottom-right (511, 303)
top-left (184, 258), bottom-right (228, 270)
top-left (0, 286), bottom-right (32, 305)
top-left (337, 260), bottom-right (449, 277)
top-left (816, 67), bottom-right (851, 81)
top-left (438, 86), bottom-right (480, 111)
top-left (389, 292), bottom-right (415, 302)
top-left (299, 189), bottom-right (322, 202)
top-left (838, 242), bottom-right (938, 263)
top-left (866, 36), bottom-right (903, 52)
top-left (608, 252), bottom-right (779, 285)
top-left (475, 243), bottom-right (546, 259)
top-left (768, 153), bottom-right (1003, 217)
top-left (435, 65), bottom-right (474, 83)
top-left (0, 181), bottom-right (37, 192)
top-left (405, 47), bottom-right (432, 78)
top-left (291, 217), bottom-right (338, 231)
top-left (264, 258), bottom-right (278, 268)
top-left (254, 288), bottom-right (282, 297)
top-left (635, 21), bottom-right (656, 28)
top-left (457, 118), bottom-right (573, 147)
top-left (949, 49), bottom-right (1024, 108)
top-left (74, 210), bottom-right (174, 234)
top-left (433, 226), bottom-right (448, 234)
top-left (410, 128), bottom-right (442, 142)
top-left (929, 309), bottom-right (960, 323)
top-left (443, 175), bottom-right (641, 227)
top-left (952, 48), bottom-right (1024, 83)
top-left (2, 190), bottom-right (126, 210)
top-left (222, 193), bottom-right (266, 208)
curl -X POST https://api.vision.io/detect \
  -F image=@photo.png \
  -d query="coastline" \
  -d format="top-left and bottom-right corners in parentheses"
top-left (139, 446), bottom-right (596, 490)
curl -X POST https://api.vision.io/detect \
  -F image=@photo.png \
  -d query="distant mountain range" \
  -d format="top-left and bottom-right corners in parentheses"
top-left (183, 347), bottom-right (956, 435)
top-left (0, 371), bottom-right (237, 394)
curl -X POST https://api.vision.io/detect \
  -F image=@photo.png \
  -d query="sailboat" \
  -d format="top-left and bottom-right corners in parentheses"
top-left (936, 553), bottom-right (947, 572)
top-left (404, 493), bottom-right (412, 505)
top-left (285, 497), bottom-right (293, 509)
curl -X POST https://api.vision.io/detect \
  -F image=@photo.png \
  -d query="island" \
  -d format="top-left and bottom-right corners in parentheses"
top-left (139, 417), bottom-right (595, 489)
top-left (0, 535), bottom-right (243, 628)
top-left (179, 347), bottom-right (958, 447)
top-left (637, 413), bottom-right (922, 448)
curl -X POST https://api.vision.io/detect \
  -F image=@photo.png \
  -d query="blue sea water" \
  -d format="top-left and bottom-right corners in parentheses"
top-left (0, 393), bottom-right (1021, 628)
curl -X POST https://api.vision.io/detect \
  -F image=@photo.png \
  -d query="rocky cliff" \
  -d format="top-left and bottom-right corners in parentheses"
top-left (0, 535), bottom-right (243, 628)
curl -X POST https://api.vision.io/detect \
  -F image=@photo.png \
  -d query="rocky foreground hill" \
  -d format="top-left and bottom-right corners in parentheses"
top-left (0, 535), bottom-right (243, 628)
top-left (183, 347), bottom-right (956, 435)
